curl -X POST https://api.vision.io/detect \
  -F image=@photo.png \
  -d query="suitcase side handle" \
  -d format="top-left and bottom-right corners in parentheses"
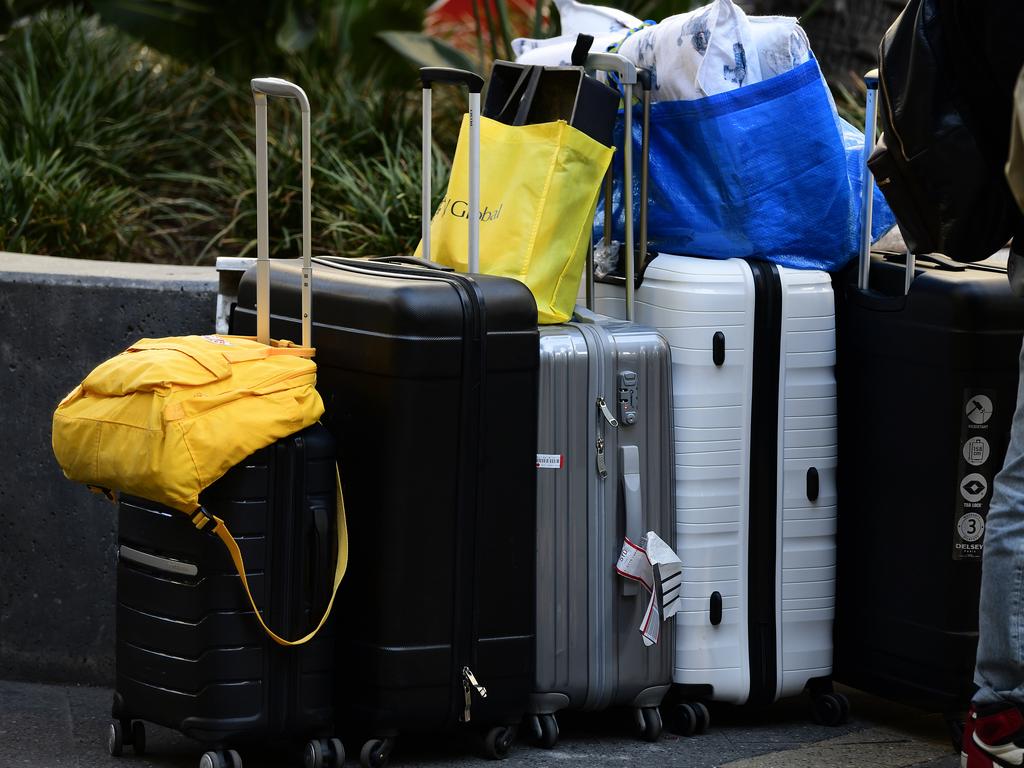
top-left (251, 77), bottom-right (313, 348)
top-left (420, 67), bottom-right (481, 273)
top-left (621, 445), bottom-right (643, 596)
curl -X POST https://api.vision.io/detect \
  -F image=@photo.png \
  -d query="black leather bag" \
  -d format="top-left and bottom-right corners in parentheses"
top-left (868, 0), bottom-right (1023, 262)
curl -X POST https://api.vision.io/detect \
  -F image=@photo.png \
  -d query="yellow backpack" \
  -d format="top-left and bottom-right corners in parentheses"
top-left (52, 334), bottom-right (324, 513)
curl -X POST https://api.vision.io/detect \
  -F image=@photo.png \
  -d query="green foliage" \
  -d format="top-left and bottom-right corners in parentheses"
top-left (0, 9), bottom-right (457, 263)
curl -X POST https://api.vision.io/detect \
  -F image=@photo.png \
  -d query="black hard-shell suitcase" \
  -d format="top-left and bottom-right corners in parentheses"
top-left (109, 77), bottom-right (346, 768)
top-left (234, 68), bottom-right (539, 766)
top-left (834, 72), bottom-right (1024, 724)
top-left (114, 424), bottom-right (341, 767)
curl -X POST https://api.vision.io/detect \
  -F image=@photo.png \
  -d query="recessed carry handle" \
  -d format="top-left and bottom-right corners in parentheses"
top-left (420, 67), bottom-right (485, 93)
top-left (621, 445), bottom-right (642, 596)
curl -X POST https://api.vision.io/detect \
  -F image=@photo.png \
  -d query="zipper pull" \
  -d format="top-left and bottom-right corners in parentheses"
top-left (597, 397), bottom-right (620, 427)
top-left (596, 437), bottom-right (608, 478)
top-left (461, 666), bottom-right (487, 722)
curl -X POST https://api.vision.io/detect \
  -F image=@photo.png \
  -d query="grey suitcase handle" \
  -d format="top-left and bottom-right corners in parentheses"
top-left (251, 77), bottom-right (313, 347)
top-left (621, 445), bottom-right (643, 596)
top-left (584, 55), bottom-right (643, 321)
top-left (420, 67), bottom-right (482, 273)
top-left (859, 69), bottom-right (915, 295)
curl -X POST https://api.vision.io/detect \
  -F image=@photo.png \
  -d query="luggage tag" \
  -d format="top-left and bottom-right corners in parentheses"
top-left (616, 531), bottom-right (682, 645)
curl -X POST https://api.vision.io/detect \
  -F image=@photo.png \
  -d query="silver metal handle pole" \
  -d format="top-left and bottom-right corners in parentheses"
top-left (300, 107), bottom-right (312, 348)
top-left (468, 91), bottom-right (481, 274)
top-left (254, 93), bottom-right (271, 346)
top-left (905, 248), bottom-right (915, 295)
top-left (422, 87), bottom-right (432, 263)
top-left (858, 70), bottom-right (879, 291)
top-left (623, 81), bottom-right (635, 322)
top-left (639, 80), bottom-right (650, 286)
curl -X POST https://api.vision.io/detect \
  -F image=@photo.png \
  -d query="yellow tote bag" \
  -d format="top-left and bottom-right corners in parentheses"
top-left (419, 115), bottom-right (613, 324)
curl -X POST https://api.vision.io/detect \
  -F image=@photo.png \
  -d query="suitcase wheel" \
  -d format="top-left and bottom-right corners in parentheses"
top-left (304, 737), bottom-right (345, 768)
top-left (107, 719), bottom-right (145, 757)
top-left (635, 706), bottom-right (663, 742)
top-left (482, 726), bottom-right (515, 760)
top-left (524, 713), bottom-right (559, 749)
top-left (810, 691), bottom-right (850, 727)
top-left (667, 702), bottom-right (709, 737)
top-left (359, 737), bottom-right (396, 768)
top-left (199, 749), bottom-right (242, 768)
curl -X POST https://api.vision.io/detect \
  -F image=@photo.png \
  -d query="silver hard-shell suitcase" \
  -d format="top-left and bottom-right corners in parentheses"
top-left (526, 54), bottom-right (675, 749)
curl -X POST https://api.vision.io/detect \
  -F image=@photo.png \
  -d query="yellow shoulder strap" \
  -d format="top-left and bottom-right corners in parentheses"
top-left (193, 467), bottom-right (348, 647)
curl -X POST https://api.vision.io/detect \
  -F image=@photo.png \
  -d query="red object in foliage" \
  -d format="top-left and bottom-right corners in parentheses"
top-left (427, 0), bottom-right (536, 23)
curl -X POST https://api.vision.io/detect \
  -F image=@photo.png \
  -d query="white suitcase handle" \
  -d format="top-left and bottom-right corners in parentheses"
top-left (250, 77), bottom-right (313, 348)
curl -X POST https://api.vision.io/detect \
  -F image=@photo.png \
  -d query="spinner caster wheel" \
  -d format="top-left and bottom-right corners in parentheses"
top-left (107, 721), bottom-right (124, 757)
top-left (198, 750), bottom-right (242, 768)
top-left (537, 714), bottom-right (559, 749)
top-left (360, 737), bottom-right (396, 768)
top-left (669, 702), bottom-right (698, 737)
top-left (811, 692), bottom-right (846, 726)
top-left (482, 725), bottom-right (516, 759)
top-left (637, 706), bottom-right (662, 742)
top-left (305, 737), bottom-right (345, 768)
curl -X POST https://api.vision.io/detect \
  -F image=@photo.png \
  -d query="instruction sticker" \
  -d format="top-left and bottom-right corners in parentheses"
top-left (954, 390), bottom-right (997, 560)
top-left (536, 454), bottom-right (563, 469)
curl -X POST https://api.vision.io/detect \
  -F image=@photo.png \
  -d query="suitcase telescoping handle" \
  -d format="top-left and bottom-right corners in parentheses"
top-left (420, 67), bottom-right (485, 273)
top-left (585, 53), bottom-right (639, 320)
top-left (859, 69), bottom-right (915, 295)
top-left (251, 77), bottom-right (313, 348)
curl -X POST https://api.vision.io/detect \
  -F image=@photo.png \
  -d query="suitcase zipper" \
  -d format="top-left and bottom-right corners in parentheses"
top-left (597, 396), bottom-right (619, 427)
top-left (596, 396), bottom-right (617, 478)
top-left (461, 666), bottom-right (488, 722)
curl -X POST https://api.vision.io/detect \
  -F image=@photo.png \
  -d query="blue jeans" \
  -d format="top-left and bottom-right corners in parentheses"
top-left (975, 340), bottom-right (1024, 707)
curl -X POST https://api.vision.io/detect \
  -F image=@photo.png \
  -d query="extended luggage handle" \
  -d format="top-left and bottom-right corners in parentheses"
top-left (251, 77), bottom-right (313, 348)
top-left (860, 69), bottom-right (915, 295)
top-left (585, 55), bottom-right (644, 321)
top-left (420, 67), bottom-right (485, 273)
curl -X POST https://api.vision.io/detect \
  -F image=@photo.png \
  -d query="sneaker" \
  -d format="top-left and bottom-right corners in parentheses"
top-left (962, 707), bottom-right (993, 768)
top-left (970, 703), bottom-right (1024, 767)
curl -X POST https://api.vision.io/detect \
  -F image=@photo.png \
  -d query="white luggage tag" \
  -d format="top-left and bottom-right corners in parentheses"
top-left (616, 531), bottom-right (683, 646)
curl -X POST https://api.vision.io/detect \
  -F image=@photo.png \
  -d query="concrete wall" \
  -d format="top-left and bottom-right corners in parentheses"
top-left (0, 253), bottom-right (217, 685)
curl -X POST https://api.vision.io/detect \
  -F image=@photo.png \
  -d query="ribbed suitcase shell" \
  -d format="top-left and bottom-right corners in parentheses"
top-left (113, 424), bottom-right (338, 747)
top-left (834, 255), bottom-right (1024, 713)
top-left (595, 255), bottom-right (837, 707)
top-left (234, 257), bottom-right (539, 742)
top-left (531, 317), bottom-right (674, 736)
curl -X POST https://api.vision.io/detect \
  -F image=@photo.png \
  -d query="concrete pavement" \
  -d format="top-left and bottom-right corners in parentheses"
top-left (0, 679), bottom-right (961, 768)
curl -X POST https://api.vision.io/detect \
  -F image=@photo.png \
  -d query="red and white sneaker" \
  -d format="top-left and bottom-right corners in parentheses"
top-left (968, 703), bottom-right (1024, 768)
top-left (962, 707), bottom-right (993, 768)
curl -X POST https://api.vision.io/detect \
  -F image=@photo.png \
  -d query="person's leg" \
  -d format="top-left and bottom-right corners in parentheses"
top-left (974, 340), bottom-right (1024, 707)
top-left (967, 342), bottom-right (1024, 766)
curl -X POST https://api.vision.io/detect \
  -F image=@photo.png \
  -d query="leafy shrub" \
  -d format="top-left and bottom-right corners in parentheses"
top-left (0, 9), bottom-right (457, 263)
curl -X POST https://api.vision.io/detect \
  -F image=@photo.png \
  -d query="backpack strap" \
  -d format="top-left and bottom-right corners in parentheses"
top-left (191, 466), bottom-right (348, 647)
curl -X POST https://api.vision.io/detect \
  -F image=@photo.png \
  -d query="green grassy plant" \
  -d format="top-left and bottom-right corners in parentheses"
top-left (0, 9), bottom-right (456, 263)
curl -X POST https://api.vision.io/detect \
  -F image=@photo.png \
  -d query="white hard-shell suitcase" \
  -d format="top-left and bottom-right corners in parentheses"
top-left (591, 72), bottom-right (846, 732)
